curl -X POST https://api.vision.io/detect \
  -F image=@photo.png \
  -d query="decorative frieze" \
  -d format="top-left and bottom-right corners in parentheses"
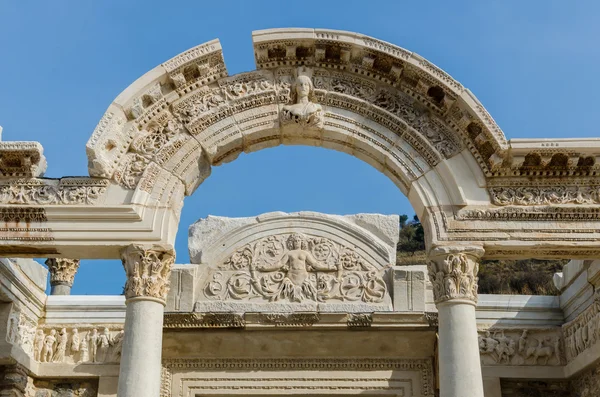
top-left (478, 328), bottom-right (563, 366)
top-left (121, 245), bottom-right (175, 303)
top-left (6, 307), bottom-right (37, 356)
top-left (258, 312), bottom-right (321, 327)
top-left (457, 206), bottom-right (600, 221)
top-left (0, 178), bottom-right (108, 205)
top-left (489, 186), bottom-right (600, 206)
top-left (163, 312), bottom-right (244, 329)
top-left (32, 326), bottom-right (124, 364)
top-left (562, 291), bottom-right (600, 362)
top-left (427, 246), bottom-right (483, 304)
top-left (347, 313), bottom-right (373, 328)
top-left (203, 233), bottom-right (389, 304)
top-left (45, 258), bottom-right (80, 286)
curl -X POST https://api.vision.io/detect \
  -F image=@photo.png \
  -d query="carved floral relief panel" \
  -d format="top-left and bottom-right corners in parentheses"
top-left (203, 232), bottom-right (389, 304)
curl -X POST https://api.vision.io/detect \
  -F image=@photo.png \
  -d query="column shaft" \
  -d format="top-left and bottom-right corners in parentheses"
top-left (117, 300), bottom-right (165, 397)
top-left (428, 246), bottom-right (484, 397)
top-left (117, 245), bottom-right (174, 397)
top-left (438, 302), bottom-right (484, 397)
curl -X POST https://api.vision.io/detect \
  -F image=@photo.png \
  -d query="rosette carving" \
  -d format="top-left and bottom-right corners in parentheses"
top-left (427, 246), bottom-right (483, 304)
top-left (204, 233), bottom-right (389, 304)
top-left (121, 245), bottom-right (175, 303)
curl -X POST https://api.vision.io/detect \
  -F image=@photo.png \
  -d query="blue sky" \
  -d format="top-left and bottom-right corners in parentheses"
top-left (1, 1), bottom-right (598, 295)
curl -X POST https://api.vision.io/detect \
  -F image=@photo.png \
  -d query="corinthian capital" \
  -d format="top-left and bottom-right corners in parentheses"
top-left (45, 258), bottom-right (80, 286)
top-left (121, 245), bottom-right (175, 303)
top-left (427, 246), bottom-right (484, 305)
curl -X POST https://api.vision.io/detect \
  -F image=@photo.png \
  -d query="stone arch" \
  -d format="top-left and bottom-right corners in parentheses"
top-left (86, 29), bottom-right (501, 248)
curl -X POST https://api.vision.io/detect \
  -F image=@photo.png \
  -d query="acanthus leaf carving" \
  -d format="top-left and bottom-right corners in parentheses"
top-left (121, 245), bottom-right (175, 303)
top-left (427, 247), bottom-right (482, 304)
top-left (45, 258), bottom-right (80, 286)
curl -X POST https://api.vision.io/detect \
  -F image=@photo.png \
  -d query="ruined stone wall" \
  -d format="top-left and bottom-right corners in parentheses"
top-left (570, 362), bottom-right (600, 397)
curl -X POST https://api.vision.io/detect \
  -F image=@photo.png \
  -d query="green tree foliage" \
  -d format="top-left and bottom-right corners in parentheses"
top-left (395, 214), bottom-right (565, 295)
top-left (397, 215), bottom-right (425, 255)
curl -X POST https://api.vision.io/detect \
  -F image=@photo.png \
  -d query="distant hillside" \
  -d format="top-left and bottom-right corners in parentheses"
top-left (396, 215), bottom-right (566, 295)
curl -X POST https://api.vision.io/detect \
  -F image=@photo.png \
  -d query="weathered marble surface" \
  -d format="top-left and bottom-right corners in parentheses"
top-left (187, 212), bottom-right (398, 312)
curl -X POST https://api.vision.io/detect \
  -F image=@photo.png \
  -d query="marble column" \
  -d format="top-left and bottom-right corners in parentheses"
top-left (428, 246), bottom-right (484, 397)
top-left (45, 258), bottom-right (80, 295)
top-left (117, 245), bottom-right (174, 397)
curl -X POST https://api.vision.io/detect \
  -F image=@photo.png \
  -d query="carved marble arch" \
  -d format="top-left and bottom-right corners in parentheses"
top-left (78, 28), bottom-right (600, 259)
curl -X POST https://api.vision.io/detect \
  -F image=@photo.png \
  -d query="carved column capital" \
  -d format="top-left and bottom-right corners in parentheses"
top-left (44, 258), bottom-right (80, 286)
top-left (427, 245), bottom-right (484, 305)
top-left (121, 245), bottom-right (174, 304)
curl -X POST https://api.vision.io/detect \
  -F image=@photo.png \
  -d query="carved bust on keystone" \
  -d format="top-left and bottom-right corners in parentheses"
top-left (281, 73), bottom-right (324, 128)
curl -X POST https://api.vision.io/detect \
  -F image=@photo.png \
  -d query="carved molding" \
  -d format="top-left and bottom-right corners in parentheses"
top-left (0, 207), bottom-right (47, 222)
top-left (0, 141), bottom-right (47, 178)
top-left (457, 206), bottom-right (600, 221)
top-left (163, 312), bottom-right (244, 329)
top-left (490, 186), bottom-right (600, 206)
top-left (45, 258), bottom-right (80, 286)
top-left (424, 312), bottom-right (438, 327)
top-left (347, 313), bottom-right (373, 328)
top-left (161, 358), bottom-right (434, 397)
top-left (427, 246), bottom-right (483, 304)
top-left (121, 245), bottom-right (175, 303)
top-left (258, 312), bottom-right (321, 327)
top-left (0, 178), bottom-right (108, 205)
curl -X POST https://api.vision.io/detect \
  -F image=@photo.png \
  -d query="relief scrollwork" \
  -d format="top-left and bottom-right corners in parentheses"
top-left (490, 186), bottom-right (600, 206)
top-left (204, 233), bottom-right (389, 304)
top-left (0, 178), bottom-right (108, 205)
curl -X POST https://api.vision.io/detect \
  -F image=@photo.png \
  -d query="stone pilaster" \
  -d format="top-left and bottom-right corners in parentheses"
top-left (118, 245), bottom-right (174, 397)
top-left (428, 245), bottom-right (484, 397)
top-left (44, 258), bottom-right (80, 295)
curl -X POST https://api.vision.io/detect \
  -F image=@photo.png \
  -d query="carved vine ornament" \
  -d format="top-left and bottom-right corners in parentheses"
top-left (204, 233), bottom-right (388, 304)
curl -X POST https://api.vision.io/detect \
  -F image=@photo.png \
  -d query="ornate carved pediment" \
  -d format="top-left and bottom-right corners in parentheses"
top-left (189, 212), bottom-right (397, 312)
top-left (203, 232), bottom-right (389, 304)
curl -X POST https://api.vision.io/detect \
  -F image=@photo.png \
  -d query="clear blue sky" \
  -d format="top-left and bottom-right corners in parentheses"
top-left (1, 1), bottom-right (598, 295)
